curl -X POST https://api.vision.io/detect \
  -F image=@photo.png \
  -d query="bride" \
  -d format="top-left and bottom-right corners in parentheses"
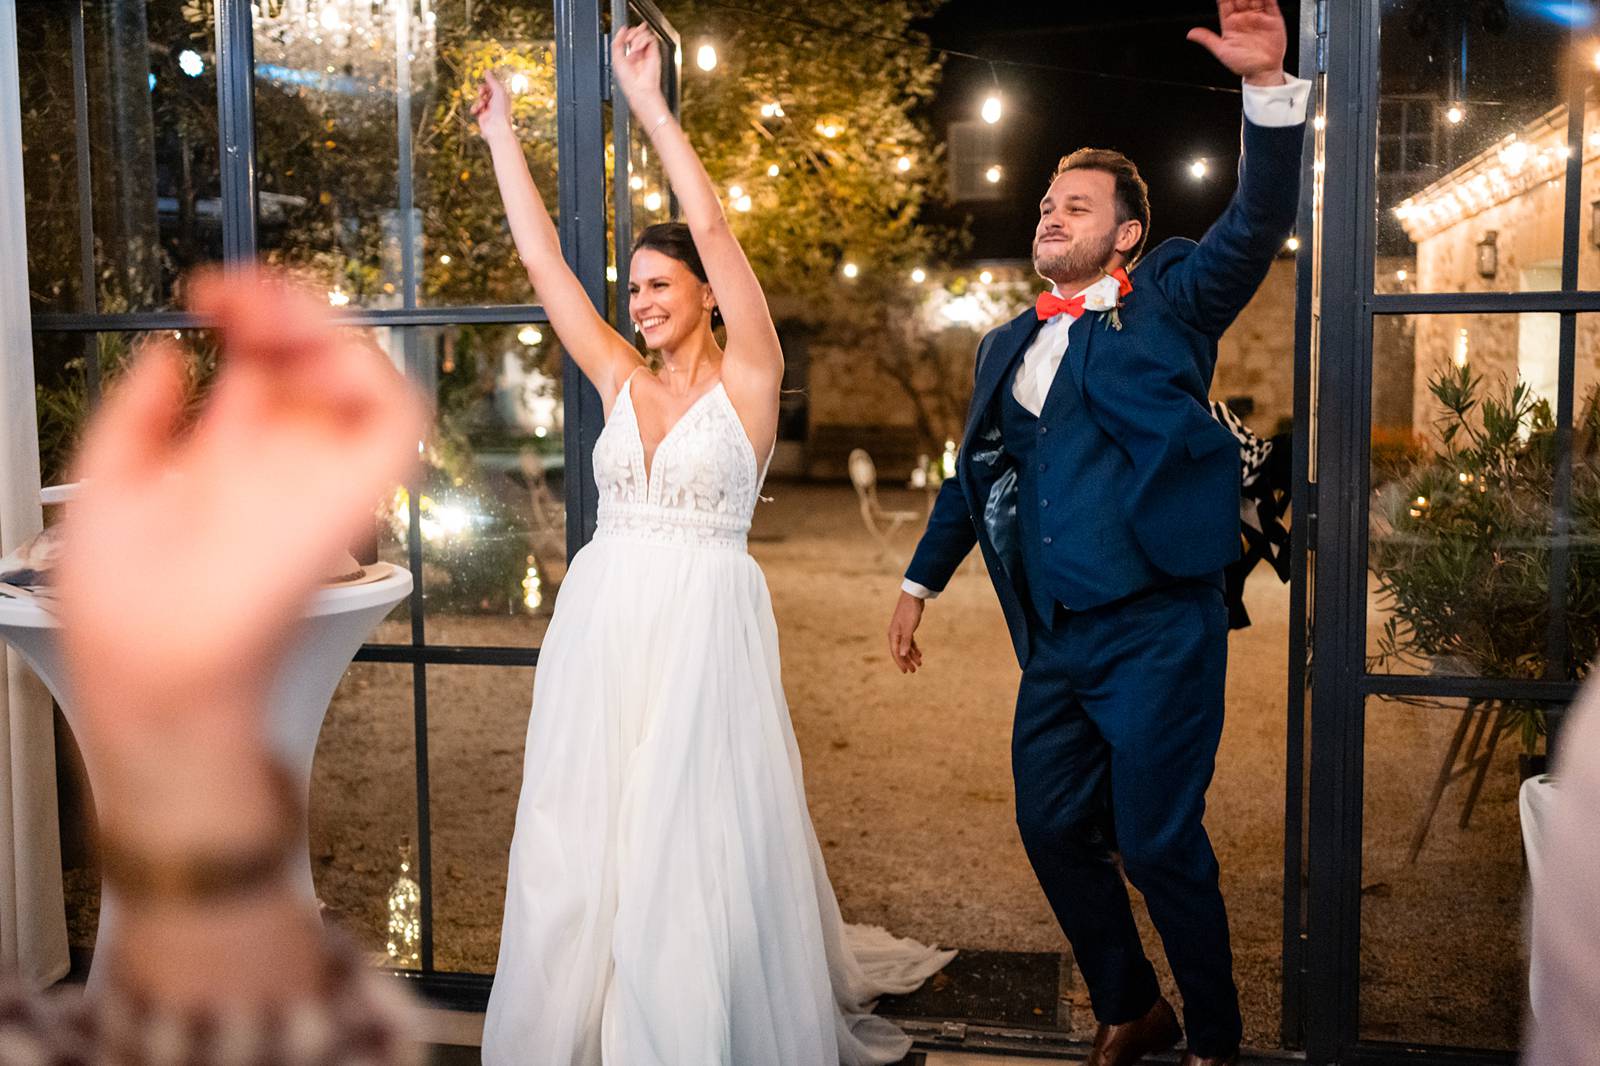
top-left (474, 23), bottom-right (953, 1066)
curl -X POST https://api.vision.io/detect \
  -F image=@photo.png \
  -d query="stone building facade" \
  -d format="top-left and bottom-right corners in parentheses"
top-left (1395, 99), bottom-right (1600, 442)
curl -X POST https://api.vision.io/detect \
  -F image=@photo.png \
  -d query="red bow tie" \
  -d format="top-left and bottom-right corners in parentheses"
top-left (1035, 292), bottom-right (1086, 321)
top-left (1034, 269), bottom-right (1133, 322)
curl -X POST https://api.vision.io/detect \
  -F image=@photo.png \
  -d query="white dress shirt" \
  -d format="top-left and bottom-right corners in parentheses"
top-left (901, 75), bottom-right (1311, 602)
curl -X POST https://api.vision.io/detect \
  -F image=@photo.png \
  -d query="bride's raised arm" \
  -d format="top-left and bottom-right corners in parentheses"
top-left (610, 26), bottom-right (784, 439)
top-left (472, 73), bottom-right (644, 409)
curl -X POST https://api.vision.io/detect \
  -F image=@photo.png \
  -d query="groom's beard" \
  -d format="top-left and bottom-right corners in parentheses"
top-left (1033, 225), bottom-right (1119, 287)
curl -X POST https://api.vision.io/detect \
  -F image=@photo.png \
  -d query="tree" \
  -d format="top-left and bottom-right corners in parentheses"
top-left (657, 0), bottom-right (954, 304)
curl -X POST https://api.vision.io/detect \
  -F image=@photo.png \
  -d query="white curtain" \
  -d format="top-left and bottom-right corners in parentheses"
top-left (0, 0), bottom-right (70, 990)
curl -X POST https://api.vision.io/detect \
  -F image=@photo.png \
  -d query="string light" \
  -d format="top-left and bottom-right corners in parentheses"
top-left (734, 194), bottom-right (753, 212)
top-left (911, 267), bottom-right (927, 283)
top-left (817, 120), bottom-right (842, 138)
top-left (985, 164), bottom-right (1002, 184)
top-left (897, 155), bottom-right (913, 172)
top-left (842, 261), bottom-right (860, 279)
top-left (728, 184), bottom-right (743, 200)
top-left (981, 92), bottom-right (1002, 124)
top-left (978, 269), bottom-right (994, 284)
top-left (438, 253), bottom-right (451, 264)
top-left (695, 42), bottom-right (718, 71)
top-left (644, 191), bottom-right (663, 211)
top-left (759, 101), bottom-right (785, 118)
top-left (767, 163), bottom-right (780, 177)
top-left (1189, 159), bottom-right (1209, 180)
top-left (518, 326), bottom-right (543, 346)
top-left (630, 175), bottom-right (645, 190)
top-left (1396, 268), bottom-right (1408, 281)
top-left (1446, 103), bottom-right (1465, 125)
top-left (1397, 127), bottom-right (1572, 242)
top-left (386, 843), bottom-right (422, 968)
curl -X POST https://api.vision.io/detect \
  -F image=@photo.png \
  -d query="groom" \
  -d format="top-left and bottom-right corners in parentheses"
top-left (886, 3), bottom-right (1306, 1064)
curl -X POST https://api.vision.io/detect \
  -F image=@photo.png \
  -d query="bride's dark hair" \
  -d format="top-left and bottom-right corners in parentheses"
top-left (632, 222), bottom-right (723, 329)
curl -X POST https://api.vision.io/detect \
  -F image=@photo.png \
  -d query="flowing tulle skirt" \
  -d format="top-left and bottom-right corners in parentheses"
top-left (481, 534), bottom-right (953, 1066)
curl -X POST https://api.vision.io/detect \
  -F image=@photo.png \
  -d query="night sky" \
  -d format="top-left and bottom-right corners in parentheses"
top-left (914, 0), bottom-right (1304, 262)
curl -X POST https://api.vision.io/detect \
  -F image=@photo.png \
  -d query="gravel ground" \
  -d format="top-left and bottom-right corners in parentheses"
top-left (64, 482), bottom-right (1528, 1051)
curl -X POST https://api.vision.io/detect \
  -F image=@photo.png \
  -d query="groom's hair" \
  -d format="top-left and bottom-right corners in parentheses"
top-left (1052, 149), bottom-right (1151, 262)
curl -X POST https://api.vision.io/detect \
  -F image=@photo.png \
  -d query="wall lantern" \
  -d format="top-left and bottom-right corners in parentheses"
top-left (1476, 230), bottom-right (1498, 279)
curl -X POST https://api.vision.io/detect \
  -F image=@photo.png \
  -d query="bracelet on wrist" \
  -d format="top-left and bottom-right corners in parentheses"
top-left (99, 759), bottom-right (301, 904)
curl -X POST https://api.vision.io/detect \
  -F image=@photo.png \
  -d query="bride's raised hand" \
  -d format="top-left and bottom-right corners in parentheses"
top-left (471, 72), bottom-right (513, 137)
top-left (611, 25), bottom-right (666, 116)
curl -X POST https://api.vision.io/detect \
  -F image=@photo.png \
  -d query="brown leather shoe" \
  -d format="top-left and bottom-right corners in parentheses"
top-left (1179, 1052), bottom-right (1240, 1066)
top-left (1083, 996), bottom-right (1182, 1066)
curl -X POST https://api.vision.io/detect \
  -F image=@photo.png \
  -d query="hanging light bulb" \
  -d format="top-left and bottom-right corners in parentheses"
top-left (981, 93), bottom-right (1002, 124)
top-left (1446, 103), bottom-right (1465, 125)
top-left (696, 42), bottom-right (718, 71)
top-left (1189, 159), bottom-right (1209, 180)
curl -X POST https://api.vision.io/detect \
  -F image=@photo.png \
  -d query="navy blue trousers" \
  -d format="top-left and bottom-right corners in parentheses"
top-left (1012, 579), bottom-right (1241, 1056)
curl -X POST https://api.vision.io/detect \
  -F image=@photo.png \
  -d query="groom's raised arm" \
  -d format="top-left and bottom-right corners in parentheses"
top-left (1153, 85), bottom-right (1308, 338)
top-left (1157, 0), bottom-right (1308, 338)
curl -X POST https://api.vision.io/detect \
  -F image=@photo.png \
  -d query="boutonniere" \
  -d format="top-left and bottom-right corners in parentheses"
top-left (1082, 268), bottom-right (1133, 331)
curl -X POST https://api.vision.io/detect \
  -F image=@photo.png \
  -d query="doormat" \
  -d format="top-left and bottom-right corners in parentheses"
top-left (877, 950), bottom-right (1067, 1030)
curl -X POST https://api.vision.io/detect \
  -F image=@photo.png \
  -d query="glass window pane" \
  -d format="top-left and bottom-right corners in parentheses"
top-left (1368, 313), bottom-right (1561, 679)
top-left (413, 325), bottom-right (563, 647)
top-left (311, 663), bottom-right (420, 967)
top-left (252, 2), bottom-right (403, 307)
top-left (33, 328), bottom-right (222, 487)
top-left (19, 0), bottom-right (223, 313)
top-left (1379, 8), bottom-right (1571, 292)
top-left (1360, 696), bottom-right (1534, 1049)
top-left (418, 4), bottom-right (559, 307)
top-left (425, 665), bottom-right (533, 973)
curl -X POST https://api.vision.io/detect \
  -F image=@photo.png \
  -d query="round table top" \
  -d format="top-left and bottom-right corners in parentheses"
top-left (0, 564), bottom-right (413, 630)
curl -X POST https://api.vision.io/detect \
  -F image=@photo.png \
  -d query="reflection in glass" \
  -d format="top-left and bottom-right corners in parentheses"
top-left (310, 662), bottom-right (419, 966)
top-left (252, 0), bottom-right (560, 308)
top-left (1378, 5), bottom-right (1570, 291)
top-left (1360, 697), bottom-right (1529, 1050)
top-left (425, 665), bottom-right (534, 973)
top-left (33, 329), bottom-right (222, 486)
top-left (419, 3), bottom-right (559, 306)
top-left (252, 1), bottom-right (409, 304)
top-left (18, 0), bottom-right (223, 313)
top-left (404, 325), bottom-right (564, 647)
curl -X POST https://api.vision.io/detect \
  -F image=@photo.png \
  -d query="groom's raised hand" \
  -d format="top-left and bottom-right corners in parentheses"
top-left (1187, 0), bottom-right (1288, 87)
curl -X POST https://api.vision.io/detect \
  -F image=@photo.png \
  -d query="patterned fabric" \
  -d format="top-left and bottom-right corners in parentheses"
top-left (592, 375), bottom-right (764, 551)
top-left (0, 936), bottom-right (420, 1066)
top-left (1210, 400), bottom-right (1293, 630)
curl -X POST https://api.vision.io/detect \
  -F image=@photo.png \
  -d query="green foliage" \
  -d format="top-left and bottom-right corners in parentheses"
top-left (1370, 365), bottom-right (1600, 750)
top-left (660, 0), bottom-right (955, 307)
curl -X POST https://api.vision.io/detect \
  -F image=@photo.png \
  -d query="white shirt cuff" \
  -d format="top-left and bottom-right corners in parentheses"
top-left (1241, 75), bottom-right (1312, 128)
top-left (901, 578), bottom-right (939, 600)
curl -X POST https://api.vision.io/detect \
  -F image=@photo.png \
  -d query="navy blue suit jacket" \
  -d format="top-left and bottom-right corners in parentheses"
top-left (905, 117), bottom-right (1305, 667)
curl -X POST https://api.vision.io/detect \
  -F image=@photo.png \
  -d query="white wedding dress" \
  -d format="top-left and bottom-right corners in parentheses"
top-left (482, 371), bottom-right (954, 1066)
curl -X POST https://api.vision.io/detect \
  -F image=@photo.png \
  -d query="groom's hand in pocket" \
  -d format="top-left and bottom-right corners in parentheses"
top-left (888, 591), bottom-right (925, 673)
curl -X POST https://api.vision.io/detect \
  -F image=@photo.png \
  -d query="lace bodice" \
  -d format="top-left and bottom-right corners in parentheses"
top-left (592, 374), bottom-right (764, 550)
